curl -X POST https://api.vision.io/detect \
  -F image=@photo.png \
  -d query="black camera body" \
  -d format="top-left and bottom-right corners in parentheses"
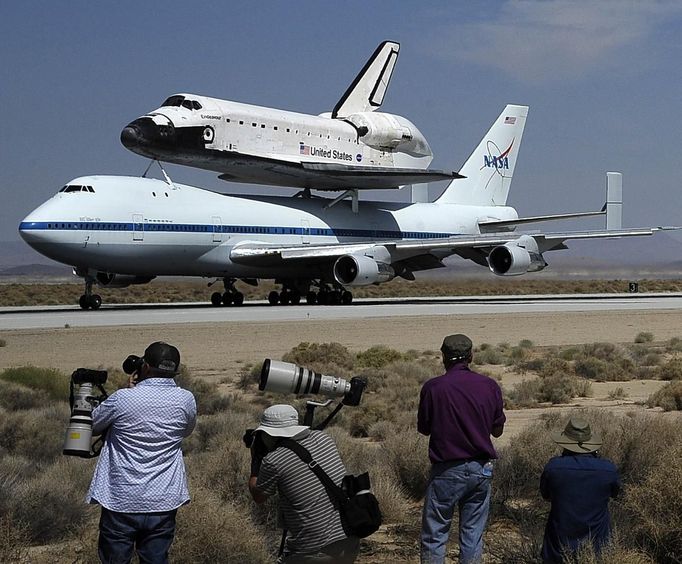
top-left (122, 355), bottom-right (144, 376)
top-left (71, 368), bottom-right (108, 386)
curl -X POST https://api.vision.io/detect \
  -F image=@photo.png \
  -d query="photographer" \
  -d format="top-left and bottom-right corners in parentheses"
top-left (248, 404), bottom-right (359, 563)
top-left (86, 342), bottom-right (196, 564)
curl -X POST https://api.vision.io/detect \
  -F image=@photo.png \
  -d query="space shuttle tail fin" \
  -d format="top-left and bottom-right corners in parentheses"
top-left (332, 41), bottom-right (400, 119)
top-left (436, 105), bottom-right (529, 206)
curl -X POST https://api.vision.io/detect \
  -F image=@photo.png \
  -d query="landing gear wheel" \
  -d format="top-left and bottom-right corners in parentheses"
top-left (211, 292), bottom-right (223, 306)
top-left (279, 291), bottom-right (290, 305)
top-left (306, 292), bottom-right (317, 305)
top-left (329, 291), bottom-right (342, 305)
top-left (79, 294), bottom-right (90, 310)
top-left (268, 291), bottom-right (280, 306)
top-left (89, 295), bottom-right (102, 310)
top-left (317, 291), bottom-right (328, 305)
top-left (232, 292), bottom-right (244, 306)
top-left (289, 291), bottom-right (301, 305)
top-left (222, 292), bottom-right (233, 306)
top-left (341, 290), bottom-right (353, 305)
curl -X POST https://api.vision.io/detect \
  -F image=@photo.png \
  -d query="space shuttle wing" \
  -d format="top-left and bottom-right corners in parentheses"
top-left (332, 41), bottom-right (400, 119)
top-left (300, 162), bottom-right (462, 189)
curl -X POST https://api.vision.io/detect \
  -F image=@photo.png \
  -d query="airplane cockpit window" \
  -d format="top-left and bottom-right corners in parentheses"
top-left (60, 185), bottom-right (95, 193)
top-left (161, 95), bottom-right (185, 107)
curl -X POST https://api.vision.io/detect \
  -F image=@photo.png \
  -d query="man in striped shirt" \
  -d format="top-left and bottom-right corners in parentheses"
top-left (248, 404), bottom-right (359, 563)
top-left (87, 342), bottom-right (196, 564)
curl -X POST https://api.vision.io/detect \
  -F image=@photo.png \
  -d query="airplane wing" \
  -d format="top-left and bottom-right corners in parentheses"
top-left (230, 227), bottom-right (663, 273)
top-left (218, 154), bottom-right (461, 190)
top-left (332, 41), bottom-right (400, 119)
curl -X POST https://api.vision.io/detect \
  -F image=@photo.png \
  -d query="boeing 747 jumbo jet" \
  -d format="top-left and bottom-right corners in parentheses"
top-left (120, 41), bottom-right (461, 194)
top-left (20, 105), bottom-right (661, 309)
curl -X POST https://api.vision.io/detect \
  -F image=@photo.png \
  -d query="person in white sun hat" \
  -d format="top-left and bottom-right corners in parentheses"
top-left (248, 404), bottom-right (359, 563)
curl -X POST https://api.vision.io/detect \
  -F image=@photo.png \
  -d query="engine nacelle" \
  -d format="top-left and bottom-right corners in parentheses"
top-left (488, 237), bottom-right (547, 276)
top-left (333, 255), bottom-right (395, 286)
top-left (95, 272), bottom-right (155, 288)
top-left (344, 112), bottom-right (426, 153)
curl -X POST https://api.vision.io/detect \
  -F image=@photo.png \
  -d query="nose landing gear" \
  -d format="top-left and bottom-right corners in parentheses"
top-left (79, 276), bottom-right (102, 310)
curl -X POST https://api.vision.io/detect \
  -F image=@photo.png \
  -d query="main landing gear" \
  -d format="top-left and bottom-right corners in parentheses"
top-left (267, 282), bottom-right (353, 306)
top-left (210, 278), bottom-right (245, 307)
top-left (79, 276), bottom-right (102, 310)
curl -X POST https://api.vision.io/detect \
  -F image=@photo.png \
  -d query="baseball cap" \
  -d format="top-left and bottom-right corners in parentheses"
top-left (143, 341), bottom-right (180, 374)
top-left (441, 334), bottom-right (473, 360)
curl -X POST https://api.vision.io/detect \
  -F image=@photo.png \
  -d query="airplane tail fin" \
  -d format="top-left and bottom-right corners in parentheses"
top-left (332, 41), bottom-right (400, 119)
top-left (436, 104), bottom-right (528, 206)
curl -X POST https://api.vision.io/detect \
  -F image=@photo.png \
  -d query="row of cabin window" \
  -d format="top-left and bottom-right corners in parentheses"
top-left (224, 118), bottom-right (357, 143)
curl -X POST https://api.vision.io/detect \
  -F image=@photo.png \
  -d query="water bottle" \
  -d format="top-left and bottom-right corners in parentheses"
top-left (482, 461), bottom-right (494, 477)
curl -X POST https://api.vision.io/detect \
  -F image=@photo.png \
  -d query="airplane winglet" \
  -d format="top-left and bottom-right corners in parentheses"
top-left (332, 41), bottom-right (400, 119)
top-left (605, 172), bottom-right (622, 230)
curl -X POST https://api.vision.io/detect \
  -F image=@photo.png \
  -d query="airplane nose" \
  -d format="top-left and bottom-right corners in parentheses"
top-left (120, 125), bottom-right (140, 148)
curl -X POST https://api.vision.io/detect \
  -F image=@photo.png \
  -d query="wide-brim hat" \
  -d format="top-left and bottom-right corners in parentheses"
top-left (551, 416), bottom-right (602, 453)
top-left (255, 404), bottom-right (309, 438)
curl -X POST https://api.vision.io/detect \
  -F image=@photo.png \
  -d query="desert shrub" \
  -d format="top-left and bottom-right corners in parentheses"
top-left (646, 381), bottom-right (682, 411)
top-left (9, 457), bottom-right (97, 543)
top-left (0, 366), bottom-right (69, 401)
top-left (608, 387), bottom-right (628, 400)
top-left (183, 409), bottom-right (257, 455)
top-left (657, 357), bottom-right (682, 381)
top-left (0, 403), bottom-right (70, 462)
top-left (574, 357), bottom-right (631, 382)
top-left (174, 368), bottom-right (231, 415)
top-left (621, 446), bottom-right (682, 563)
top-left (505, 378), bottom-right (542, 408)
top-left (381, 428), bottom-right (430, 500)
top-left (563, 536), bottom-right (655, 563)
top-left (355, 345), bottom-right (403, 369)
top-left (367, 420), bottom-right (394, 441)
top-left (237, 363), bottom-right (261, 390)
top-left (519, 339), bottom-right (534, 349)
top-left (641, 352), bottom-right (662, 366)
top-left (559, 347), bottom-right (580, 361)
top-left (538, 356), bottom-right (572, 378)
top-left (368, 473), bottom-right (411, 523)
top-left (0, 380), bottom-right (51, 411)
top-left (665, 337), bottom-right (682, 353)
top-left (474, 347), bottom-right (506, 365)
top-left (282, 342), bottom-right (355, 373)
top-left (0, 516), bottom-right (29, 563)
top-left (172, 487), bottom-right (271, 563)
top-left (0, 339), bottom-right (6, 347)
top-left (538, 374), bottom-right (591, 404)
top-left (634, 332), bottom-right (654, 344)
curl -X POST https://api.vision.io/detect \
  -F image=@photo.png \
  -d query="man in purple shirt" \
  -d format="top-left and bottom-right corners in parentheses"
top-left (418, 334), bottom-right (505, 564)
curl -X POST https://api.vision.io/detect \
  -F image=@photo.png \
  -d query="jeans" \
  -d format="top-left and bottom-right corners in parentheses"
top-left (98, 507), bottom-right (177, 564)
top-left (420, 460), bottom-right (492, 564)
top-left (279, 537), bottom-right (360, 563)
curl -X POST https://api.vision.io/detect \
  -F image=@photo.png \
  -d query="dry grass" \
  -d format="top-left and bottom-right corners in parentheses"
top-left (2, 278), bottom-right (682, 306)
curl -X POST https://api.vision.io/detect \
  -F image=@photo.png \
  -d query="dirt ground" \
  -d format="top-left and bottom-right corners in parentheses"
top-left (2, 308), bottom-right (681, 442)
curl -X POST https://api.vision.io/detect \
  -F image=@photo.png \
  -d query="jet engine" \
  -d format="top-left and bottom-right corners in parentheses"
top-left (487, 236), bottom-right (547, 276)
top-left (333, 255), bottom-right (395, 286)
top-left (344, 112), bottom-right (430, 156)
top-left (95, 273), bottom-right (155, 288)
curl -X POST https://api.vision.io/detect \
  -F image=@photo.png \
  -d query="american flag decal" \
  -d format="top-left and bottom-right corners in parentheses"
top-left (299, 144), bottom-right (310, 155)
top-left (504, 116), bottom-right (516, 125)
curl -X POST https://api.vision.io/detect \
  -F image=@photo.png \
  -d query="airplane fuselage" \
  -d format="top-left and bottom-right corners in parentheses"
top-left (19, 176), bottom-right (518, 280)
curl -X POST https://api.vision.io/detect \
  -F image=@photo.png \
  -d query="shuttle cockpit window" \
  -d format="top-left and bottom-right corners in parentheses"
top-left (161, 95), bottom-right (185, 107)
top-left (181, 99), bottom-right (202, 111)
top-left (59, 185), bottom-right (95, 194)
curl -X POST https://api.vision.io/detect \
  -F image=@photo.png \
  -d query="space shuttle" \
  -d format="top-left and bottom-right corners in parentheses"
top-left (120, 41), bottom-right (461, 191)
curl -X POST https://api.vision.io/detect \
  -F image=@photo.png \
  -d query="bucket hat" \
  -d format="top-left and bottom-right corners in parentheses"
top-left (255, 404), bottom-right (309, 438)
top-left (551, 416), bottom-right (602, 453)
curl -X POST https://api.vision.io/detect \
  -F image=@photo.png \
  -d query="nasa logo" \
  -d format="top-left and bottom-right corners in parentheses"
top-left (483, 155), bottom-right (509, 169)
top-left (356, 154), bottom-right (362, 163)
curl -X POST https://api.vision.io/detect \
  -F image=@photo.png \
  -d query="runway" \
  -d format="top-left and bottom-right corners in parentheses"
top-left (2, 293), bottom-right (681, 330)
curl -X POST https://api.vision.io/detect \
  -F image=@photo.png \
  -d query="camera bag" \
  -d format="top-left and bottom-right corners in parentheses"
top-left (278, 438), bottom-right (382, 538)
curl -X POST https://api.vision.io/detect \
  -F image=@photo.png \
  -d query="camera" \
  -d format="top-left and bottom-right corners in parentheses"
top-left (122, 355), bottom-right (144, 375)
top-left (63, 368), bottom-right (108, 458)
top-left (259, 360), bottom-right (366, 406)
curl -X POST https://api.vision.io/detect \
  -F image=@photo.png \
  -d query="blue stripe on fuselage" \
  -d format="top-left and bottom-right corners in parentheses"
top-left (18, 221), bottom-right (455, 240)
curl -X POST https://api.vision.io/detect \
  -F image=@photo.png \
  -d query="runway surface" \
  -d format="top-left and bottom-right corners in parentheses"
top-left (2, 293), bottom-right (681, 330)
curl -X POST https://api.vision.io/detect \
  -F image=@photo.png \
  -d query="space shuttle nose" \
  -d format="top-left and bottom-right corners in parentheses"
top-left (121, 125), bottom-right (140, 148)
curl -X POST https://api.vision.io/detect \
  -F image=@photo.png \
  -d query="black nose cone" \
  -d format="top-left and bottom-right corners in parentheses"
top-left (120, 125), bottom-right (140, 148)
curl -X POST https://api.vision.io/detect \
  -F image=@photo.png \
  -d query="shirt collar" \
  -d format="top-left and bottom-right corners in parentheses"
top-left (446, 362), bottom-right (469, 373)
top-left (137, 377), bottom-right (177, 388)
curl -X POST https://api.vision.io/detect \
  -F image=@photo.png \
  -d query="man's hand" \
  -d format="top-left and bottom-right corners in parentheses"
top-left (248, 476), bottom-right (268, 504)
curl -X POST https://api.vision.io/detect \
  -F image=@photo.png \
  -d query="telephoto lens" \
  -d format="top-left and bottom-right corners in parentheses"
top-left (63, 382), bottom-right (97, 457)
top-left (259, 359), bottom-right (351, 398)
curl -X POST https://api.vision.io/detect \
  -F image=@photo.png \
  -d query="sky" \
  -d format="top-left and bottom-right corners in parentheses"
top-left (2, 1), bottom-right (681, 250)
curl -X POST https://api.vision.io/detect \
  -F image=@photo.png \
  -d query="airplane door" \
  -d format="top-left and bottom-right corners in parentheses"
top-left (212, 216), bottom-right (222, 243)
top-left (301, 220), bottom-right (310, 245)
top-left (133, 214), bottom-right (144, 241)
